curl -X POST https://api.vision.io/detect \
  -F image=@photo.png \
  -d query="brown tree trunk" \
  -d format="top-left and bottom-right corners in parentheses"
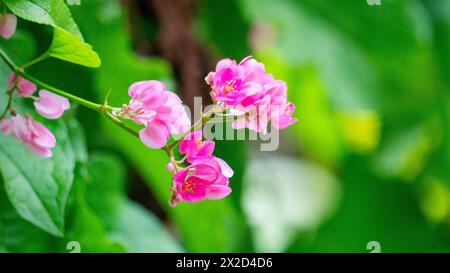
top-left (146, 0), bottom-right (213, 110)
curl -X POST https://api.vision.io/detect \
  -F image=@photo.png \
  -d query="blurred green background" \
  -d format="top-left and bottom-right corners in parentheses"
top-left (0, 0), bottom-right (449, 253)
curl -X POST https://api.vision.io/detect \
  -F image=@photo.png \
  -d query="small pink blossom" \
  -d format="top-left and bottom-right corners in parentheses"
top-left (173, 156), bottom-right (233, 203)
top-left (8, 72), bottom-right (37, 97)
top-left (127, 80), bottom-right (168, 124)
top-left (179, 131), bottom-right (215, 162)
top-left (271, 102), bottom-right (297, 129)
top-left (123, 80), bottom-right (190, 149)
top-left (0, 14), bottom-right (17, 40)
top-left (34, 90), bottom-right (70, 119)
top-left (169, 193), bottom-right (182, 207)
top-left (0, 114), bottom-right (56, 157)
top-left (166, 163), bottom-right (175, 172)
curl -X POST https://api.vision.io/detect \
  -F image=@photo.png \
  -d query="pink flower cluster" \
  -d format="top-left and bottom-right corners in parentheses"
top-left (0, 73), bottom-right (70, 157)
top-left (115, 58), bottom-right (297, 205)
top-left (120, 80), bottom-right (190, 149)
top-left (170, 131), bottom-right (233, 205)
top-left (205, 56), bottom-right (297, 132)
top-left (0, 14), bottom-right (17, 40)
top-left (1, 9), bottom-right (296, 206)
top-left (0, 114), bottom-right (56, 157)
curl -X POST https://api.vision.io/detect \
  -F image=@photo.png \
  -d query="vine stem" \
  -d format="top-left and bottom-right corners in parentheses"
top-left (21, 51), bottom-right (49, 69)
top-left (0, 88), bottom-right (14, 120)
top-left (163, 107), bottom-right (218, 152)
top-left (0, 48), bottom-right (139, 139)
top-left (0, 48), bottom-right (221, 159)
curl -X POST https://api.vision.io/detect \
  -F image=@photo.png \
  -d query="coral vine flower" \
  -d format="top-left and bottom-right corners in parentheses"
top-left (122, 80), bottom-right (190, 149)
top-left (0, 114), bottom-right (56, 157)
top-left (173, 157), bottom-right (233, 203)
top-left (171, 131), bottom-right (234, 204)
top-left (179, 131), bottom-right (215, 162)
top-left (205, 56), bottom-right (267, 107)
top-left (34, 90), bottom-right (70, 120)
top-left (271, 101), bottom-right (297, 129)
top-left (8, 72), bottom-right (37, 97)
top-left (205, 56), bottom-right (297, 132)
top-left (0, 14), bottom-right (17, 40)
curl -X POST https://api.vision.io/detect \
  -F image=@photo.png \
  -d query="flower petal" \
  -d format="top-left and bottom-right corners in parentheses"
top-left (0, 14), bottom-right (17, 39)
top-left (34, 90), bottom-right (70, 119)
top-left (215, 157), bottom-right (234, 178)
top-left (139, 120), bottom-right (170, 149)
top-left (206, 184), bottom-right (232, 200)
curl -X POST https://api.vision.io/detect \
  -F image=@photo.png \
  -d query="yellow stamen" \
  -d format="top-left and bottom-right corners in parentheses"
top-left (182, 180), bottom-right (195, 193)
top-left (224, 80), bottom-right (237, 93)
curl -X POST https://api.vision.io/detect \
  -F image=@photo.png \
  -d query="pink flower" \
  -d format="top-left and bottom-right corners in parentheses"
top-left (179, 131), bottom-right (215, 162)
top-left (0, 14), bottom-right (17, 39)
top-left (231, 96), bottom-right (271, 133)
top-left (8, 72), bottom-right (37, 97)
top-left (271, 101), bottom-right (297, 129)
top-left (173, 156), bottom-right (233, 203)
top-left (0, 114), bottom-right (56, 157)
top-left (123, 80), bottom-right (190, 149)
top-left (158, 92), bottom-right (191, 135)
top-left (139, 119), bottom-right (171, 149)
top-left (127, 80), bottom-right (168, 124)
top-left (34, 90), bottom-right (70, 119)
top-left (206, 56), bottom-right (297, 132)
top-left (205, 56), bottom-right (267, 107)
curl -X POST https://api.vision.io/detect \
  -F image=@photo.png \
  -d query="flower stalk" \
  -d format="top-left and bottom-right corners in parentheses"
top-left (0, 88), bottom-right (14, 120)
top-left (0, 48), bottom-right (217, 157)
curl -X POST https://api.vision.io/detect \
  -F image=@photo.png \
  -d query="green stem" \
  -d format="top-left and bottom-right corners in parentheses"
top-left (104, 112), bottom-right (140, 138)
top-left (21, 51), bottom-right (49, 69)
top-left (0, 47), bottom-right (223, 162)
top-left (0, 48), bottom-right (101, 112)
top-left (164, 107), bottom-right (218, 151)
top-left (0, 48), bottom-right (141, 139)
top-left (22, 71), bottom-right (104, 112)
top-left (0, 89), bottom-right (14, 120)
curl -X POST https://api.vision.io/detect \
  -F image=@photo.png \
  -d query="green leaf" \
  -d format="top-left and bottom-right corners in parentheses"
top-left (57, 120), bottom-right (124, 253)
top-left (0, 120), bottom-right (75, 237)
top-left (2, 0), bottom-right (83, 40)
top-left (63, 169), bottom-right (126, 253)
top-left (67, 118), bottom-right (88, 164)
top-left (85, 153), bottom-right (182, 252)
top-left (0, 178), bottom-right (55, 252)
top-left (48, 27), bottom-right (101, 68)
top-left (0, 30), bottom-right (38, 65)
top-left (288, 157), bottom-right (450, 252)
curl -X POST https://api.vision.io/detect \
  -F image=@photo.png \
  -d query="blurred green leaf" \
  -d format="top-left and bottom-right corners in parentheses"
top-left (0, 120), bottom-right (74, 237)
top-left (48, 27), bottom-right (101, 68)
top-left (197, 0), bottom-right (250, 59)
top-left (419, 177), bottom-right (450, 223)
top-left (374, 120), bottom-right (441, 182)
top-left (85, 153), bottom-right (182, 252)
top-left (3, 0), bottom-right (83, 40)
top-left (64, 168), bottom-right (126, 253)
top-left (0, 30), bottom-right (37, 65)
top-left (288, 156), bottom-right (450, 252)
top-left (67, 117), bottom-right (88, 164)
top-left (0, 179), bottom-right (55, 252)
